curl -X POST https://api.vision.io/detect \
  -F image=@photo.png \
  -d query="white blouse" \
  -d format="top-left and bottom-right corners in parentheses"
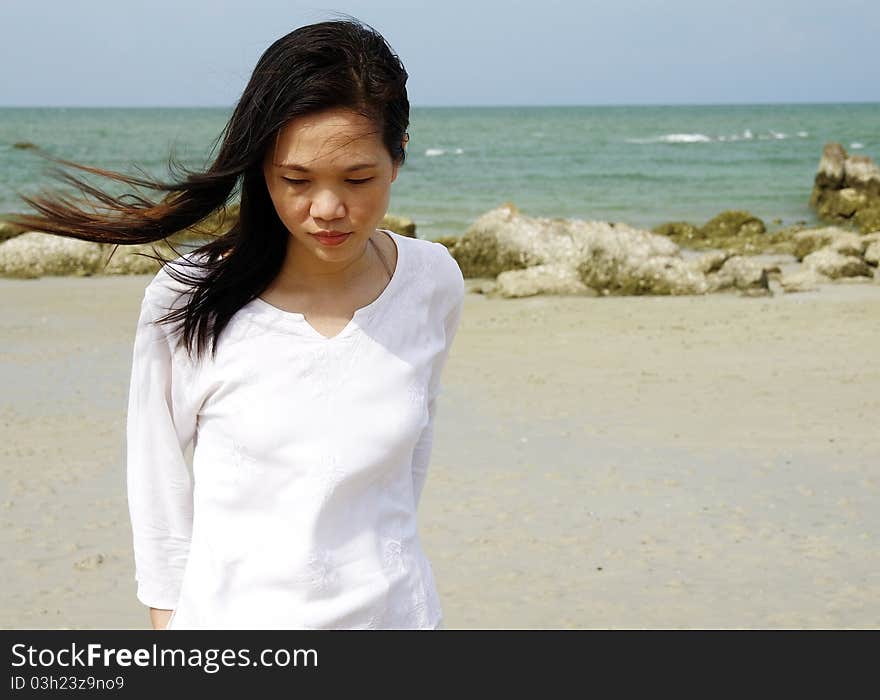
top-left (125, 230), bottom-right (465, 629)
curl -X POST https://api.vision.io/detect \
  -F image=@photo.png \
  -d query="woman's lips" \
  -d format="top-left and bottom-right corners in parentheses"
top-left (312, 231), bottom-right (352, 246)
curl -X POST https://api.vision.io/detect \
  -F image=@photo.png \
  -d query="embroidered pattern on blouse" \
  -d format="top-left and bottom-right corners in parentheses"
top-left (227, 438), bottom-right (263, 484)
top-left (407, 594), bottom-right (430, 626)
top-left (407, 556), bottom-right (436, 628)
top-left (377, 534), bottom-right (435, 628)
top-left (290, 549), bottom-right (340, 593)
top-left (406, 380), bottom-right (426, 408)
top-left (382, 538), bottom-right (406, 576)
top-left (383, 574), bottom-right (431, 628)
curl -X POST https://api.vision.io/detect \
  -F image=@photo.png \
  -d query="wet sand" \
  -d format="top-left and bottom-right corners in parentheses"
top-left (1, 271), bottom-right (878, 629)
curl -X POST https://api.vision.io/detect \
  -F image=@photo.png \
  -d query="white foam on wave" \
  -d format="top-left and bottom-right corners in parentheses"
top-left (627, 127), bottom-right (803, 145)
top-left (424, 147), bottom-right (464, 156)
top-left (850, 142), bottom-right (864, 149)
top-left (664, 133), bottom-right (712, 143)
top-left (625, 133), bottom-right (712, 144)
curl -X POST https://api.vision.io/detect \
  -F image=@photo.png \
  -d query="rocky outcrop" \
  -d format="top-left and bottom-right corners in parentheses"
top-left (705, 256), bottom-right (771, 294)
top-left (651, 221), bottom-right (701, 246)
top-left (380, 213), bottom-right (416, 237)
top-left (0, 232), bottom-right (107, 278)
top-left (792, 227), bottom-right (865, 260)
top-left (801, 248), bottom-right (873, 280)
top-left (453, 205), bottom-right (880, 298)
top-left (810, 143), bottom-right (880, 233)
top-left (450, 203), bottom-right (561, 278)
top-left (685, 250), bottom-right (729, 275)
top-left (451, 204), bottom-right (779, 297)
top-left (652, 210), bottom-right (799, 255)
top-left (778, 230), bottom-right (879, 293)
top-left (864, 237), bottom-right (880, 266)
top-left (0, 232), bottom-right (183, 278)
top-left (494, 264), bottom-right (597, 298)
top-left (700, 210), bottom-right (766, 238)
top-left (779, 268), bottom-right (829, 293)
top-left (0, 219), bottom-right (28, 243)
top-left (576, 245), bottom-right (709, 296)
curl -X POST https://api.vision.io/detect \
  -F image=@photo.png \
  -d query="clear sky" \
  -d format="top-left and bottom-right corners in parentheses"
top-left (1, 0), bottom-right (877, 107)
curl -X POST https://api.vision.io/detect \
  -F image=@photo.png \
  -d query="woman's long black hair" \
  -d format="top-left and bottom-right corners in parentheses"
top-left (3, 15), bottom-right (409, 363)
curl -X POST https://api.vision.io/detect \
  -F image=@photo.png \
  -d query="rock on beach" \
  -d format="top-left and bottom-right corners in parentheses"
top-left (449, 204), bottom-right (835, 297)
top-left (810, 143), bottom-right (880, 234)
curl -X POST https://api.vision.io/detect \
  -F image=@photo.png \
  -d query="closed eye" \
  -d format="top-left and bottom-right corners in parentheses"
top-left (282, 178), bottom-right (374, 185)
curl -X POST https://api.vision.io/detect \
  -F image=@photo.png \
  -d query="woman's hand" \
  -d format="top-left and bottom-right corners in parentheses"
top-left (149, 607), bottom-right (174, 630)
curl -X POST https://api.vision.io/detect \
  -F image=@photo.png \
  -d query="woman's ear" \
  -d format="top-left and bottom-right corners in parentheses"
top-left (390, 133), bottom-right (408, 183)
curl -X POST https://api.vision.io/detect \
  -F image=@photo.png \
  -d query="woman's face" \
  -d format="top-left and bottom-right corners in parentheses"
top-left (262, 107), bottom-right (403, 272)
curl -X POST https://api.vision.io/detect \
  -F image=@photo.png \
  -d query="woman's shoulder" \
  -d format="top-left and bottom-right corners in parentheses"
top-left (143, 249), bottom-right (213, 312)
top-left (389, 230), bottom-right (464, 299)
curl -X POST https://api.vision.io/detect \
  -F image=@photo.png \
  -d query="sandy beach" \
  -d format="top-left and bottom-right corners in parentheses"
top-left (1, 271), bottom-right (878, 629)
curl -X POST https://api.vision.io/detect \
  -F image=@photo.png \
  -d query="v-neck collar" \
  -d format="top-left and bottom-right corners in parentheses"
top-left (249, 229), bottom-right (404, 341)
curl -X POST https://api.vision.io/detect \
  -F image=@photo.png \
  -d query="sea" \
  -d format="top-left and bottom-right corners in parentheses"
top-left (1, 103), bottom-right (878, 241)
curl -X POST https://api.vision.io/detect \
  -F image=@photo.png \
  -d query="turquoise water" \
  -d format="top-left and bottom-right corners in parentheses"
top-left (2, 104), bottom-right (878, 240)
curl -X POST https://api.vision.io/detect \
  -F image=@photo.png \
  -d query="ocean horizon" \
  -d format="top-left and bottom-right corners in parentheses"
top-left (2, 103), bottom-right (878, 240)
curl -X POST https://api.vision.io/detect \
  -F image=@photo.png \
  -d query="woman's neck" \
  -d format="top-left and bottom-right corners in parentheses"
top-left (275, 233), bottom-right (381, 293)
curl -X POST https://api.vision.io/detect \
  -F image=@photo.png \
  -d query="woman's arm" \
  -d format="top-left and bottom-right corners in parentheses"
top-left (149, 607), bottom-right (174, 631)
top-left (126, 294), bottom-right (199, 623)
top-left (411, 248), bottom-right (466, 508)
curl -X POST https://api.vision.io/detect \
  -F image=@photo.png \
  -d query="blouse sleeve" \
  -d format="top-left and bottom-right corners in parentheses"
top-left (125, 294), bottom-right (198, 610)
top-left (410, 250), bottom-right (466, 509)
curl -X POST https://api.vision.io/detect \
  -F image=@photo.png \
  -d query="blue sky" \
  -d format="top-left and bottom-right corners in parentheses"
top-left (1, 0), bottom-right (877, 107)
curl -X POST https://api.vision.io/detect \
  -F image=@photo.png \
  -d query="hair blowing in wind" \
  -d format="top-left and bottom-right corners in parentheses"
top-left (4, 15), bottom-right (410, 363)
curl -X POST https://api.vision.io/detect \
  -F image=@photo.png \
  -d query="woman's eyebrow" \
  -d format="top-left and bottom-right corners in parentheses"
top-left (277, 161), bottom-right (378, 171)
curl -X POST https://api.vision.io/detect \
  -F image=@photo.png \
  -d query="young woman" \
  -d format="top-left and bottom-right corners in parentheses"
top-left (8, 17), bottom-right (464, 630)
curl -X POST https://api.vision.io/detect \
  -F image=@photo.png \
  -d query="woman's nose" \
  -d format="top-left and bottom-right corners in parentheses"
top-left (309, 188), bottom-right (346, 220)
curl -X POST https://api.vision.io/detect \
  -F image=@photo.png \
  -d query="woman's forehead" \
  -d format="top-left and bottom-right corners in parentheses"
top-left (272, 136), bottom-right (384, 170)
top-left (271, 115), bottom-right (383, 168)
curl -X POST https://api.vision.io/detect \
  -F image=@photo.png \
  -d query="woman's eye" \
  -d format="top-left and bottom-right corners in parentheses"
top-left (281, 178), bottom-right (372, 185)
